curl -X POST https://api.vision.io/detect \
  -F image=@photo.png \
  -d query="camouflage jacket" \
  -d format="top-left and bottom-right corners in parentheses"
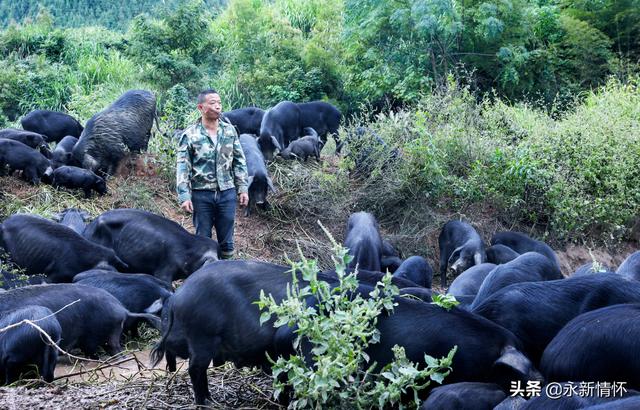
top-left (176, 119), bottom-right (248, 203)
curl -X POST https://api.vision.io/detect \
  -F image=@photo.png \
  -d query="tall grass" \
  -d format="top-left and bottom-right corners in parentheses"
top-left (0, 20), bottom-right (150, 124)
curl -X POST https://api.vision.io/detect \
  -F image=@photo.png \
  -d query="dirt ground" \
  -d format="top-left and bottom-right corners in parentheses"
top-left (1, 351), bottom-right (277, 409)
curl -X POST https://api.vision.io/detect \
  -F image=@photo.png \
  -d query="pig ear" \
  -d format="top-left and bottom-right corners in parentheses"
top-left (271, 136), bottom-right (281, 151)
top-left (247, 175), bottom-right (254, 187)
top-left (448, 246), bottom-right (463, 266)
top-left (474, 251), bottom-right (485, 266)
top-left (144, 298), bottom-right (164, 314)
top-left (267, 177), bottom-right (276, 193)
top-left (493, 345), bottom-right (544, 384)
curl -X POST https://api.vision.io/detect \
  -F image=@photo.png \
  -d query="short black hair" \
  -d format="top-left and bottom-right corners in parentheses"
top-left (197, 89), bottom-right (219, 104)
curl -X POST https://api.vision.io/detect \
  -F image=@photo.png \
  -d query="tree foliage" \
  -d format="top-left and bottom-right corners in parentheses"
top-left (561, 0), bottom-right (640, 59)
top-left (0, 0), bottom-right (226, 31)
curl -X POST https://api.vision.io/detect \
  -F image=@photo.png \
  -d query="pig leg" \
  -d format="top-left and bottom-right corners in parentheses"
top-left (105, 327), bottom-right (123, 356)
top-left (189, 338), bottom-right (218, 405)
top-left (166, 351), bottom-right (177, 372)
top-left (244, 197), bottom-right (253, 217)
top-left (439, 252), bottom-right (448, 288)
top-left (23, 167), bottom-right (39, 185)
top-left (41, 347), bottom-right (57, 383)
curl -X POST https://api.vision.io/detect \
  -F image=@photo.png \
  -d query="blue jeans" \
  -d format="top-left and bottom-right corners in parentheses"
top-left (191, 188), bottom-right (237, 259)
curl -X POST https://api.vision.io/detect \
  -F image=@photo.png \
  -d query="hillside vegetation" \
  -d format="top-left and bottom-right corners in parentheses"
top-left (0, 0), bottom-right (225, 30)
top-left (0, 0), bottom-right (638, 248)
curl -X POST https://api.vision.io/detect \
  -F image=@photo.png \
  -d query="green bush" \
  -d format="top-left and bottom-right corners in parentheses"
top-left (148, 130), bottom-right (179, 186)
top-left (0, 55), bottom-right (72, 120)
top-left (344, 78), bottom-right (640, 241)
top-left (0, 10), bottom-right (66, 60)
top-left (519, 78), bottom-right (640, 239)
top-left (270, 77), bottom-right (639, 250)
top-left (162, 83), bottom-right (195, 131)
top-left (257, 232), bottom-right (455, 408)
top-left (127, 0), bottom-right (215, 92)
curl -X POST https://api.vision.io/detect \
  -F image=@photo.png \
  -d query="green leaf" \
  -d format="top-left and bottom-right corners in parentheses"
top-left (431, 293), bottom-right (460, 310)
top-left (259, 311), bottom-right (271, 325)
top-left (430, 372), bottom-right (446, 384)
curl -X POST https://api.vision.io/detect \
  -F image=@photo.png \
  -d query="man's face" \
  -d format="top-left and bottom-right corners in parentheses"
top-left (198, 93), bottom-right (222, 121)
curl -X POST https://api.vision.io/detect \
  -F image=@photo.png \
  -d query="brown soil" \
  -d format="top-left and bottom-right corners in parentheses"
top-left (2, 357), bottom-right (276, 409)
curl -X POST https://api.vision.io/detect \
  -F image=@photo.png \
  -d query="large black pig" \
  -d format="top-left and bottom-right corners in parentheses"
top-left (0, 214), bottom-right (128, 283)
top-left (365, 297), bottom-right (542, 388)
top-left (438, 220), bottom-right (487, 287)
top-left (73, 269), bottom-right (172, 336)
top-left (470, 252), bottom-right (563, 309)
top-left (540, 304), bottom-right (640, 389)
top-left (344, 212), bottom-right (383, 272)
top-left (491, 231), bottom-right (560, 271)
top-left (83, 209), bottom-right (219, 283)
top-left (21, 109), bottom-right (83, 143)
top-left (152, 260), bottom-right (541, 406)
top-left (239, 134), bottom-right (275, 216)
top-left (0, 284), bottom-right (159, 357)
top-left (258, 101), bottom-right (301, 160)
top-left (154, 266), bottom-right (431, 374)
top-left (0, 139), bottom-right (53, 184)
top-left (222, 107), bottom-right (265, 135)
top-left (72, 90), bottom-right (156, 176)
top-left (297, 101), bottom-right (342, 153)
top-left (0, 305), bottom-right (62, 384)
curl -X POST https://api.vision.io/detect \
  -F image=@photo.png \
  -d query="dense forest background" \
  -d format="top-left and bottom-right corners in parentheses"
top-left (0, 0), bottom-right (638, 119)
top-left (0, 0), bottom-right (638, 245)
top-left (0, 0), bottom-right (226, 30)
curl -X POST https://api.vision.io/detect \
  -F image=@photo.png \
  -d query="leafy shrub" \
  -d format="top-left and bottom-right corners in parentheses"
top-left (162, 83), bottom-right (194, 131)
top-left (127, 0), bottom-right (215, 92)
top-left (518, 78), bottom-right (640, 239)
top-left (271, 77), bottom-right (640, 251)
top-left (148, 132), bottom-right (178, 186)
top-left (257, 232), bottom-right (455, 408)
top-left (0, 9), bottom-right (66, 60)
top-left (0, 55), bottom-right (72, 120)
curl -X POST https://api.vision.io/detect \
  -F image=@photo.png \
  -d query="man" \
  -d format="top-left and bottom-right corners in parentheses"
top-left (176, 89), bottom-right (249, 259)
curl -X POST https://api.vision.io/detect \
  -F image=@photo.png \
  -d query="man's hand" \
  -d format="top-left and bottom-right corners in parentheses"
top-left (238, 192), bottom-right (249, 207)
top-left (181, 200), bottom-right (193, 213)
